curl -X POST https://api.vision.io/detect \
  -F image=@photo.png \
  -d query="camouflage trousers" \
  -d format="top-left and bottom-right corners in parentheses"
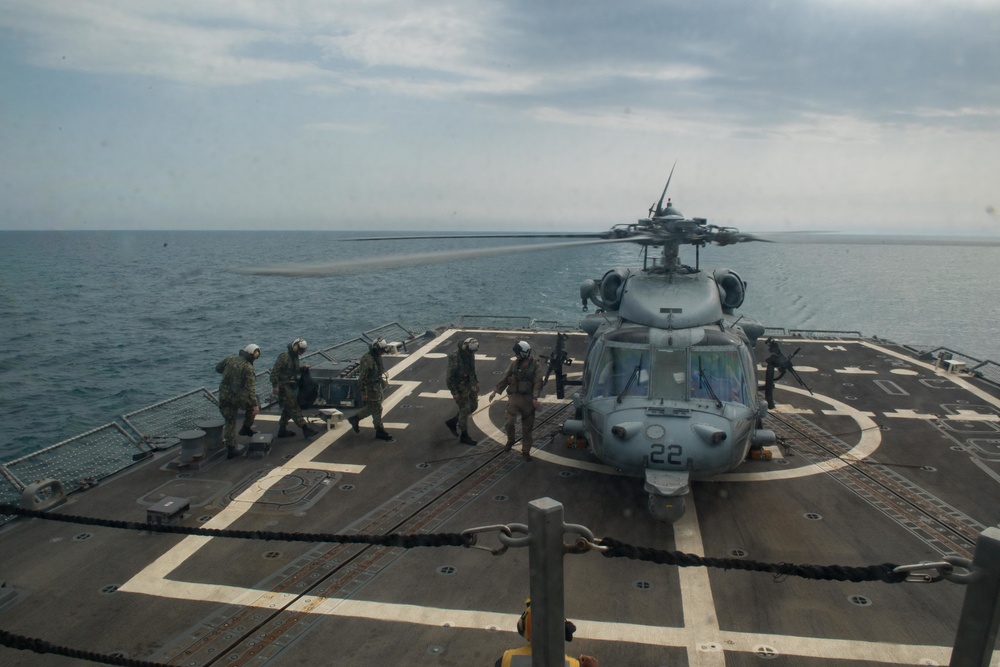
top-left (451, 386), bottom-right (479, 433)
top-left (276, 384), bottom-right (306, 429)
top-left (355, 398), bottom-right (384, 430)
top-left (218, 401), bottom-right (256, 448)
top-left (504, 393), bottom-right (536, 453)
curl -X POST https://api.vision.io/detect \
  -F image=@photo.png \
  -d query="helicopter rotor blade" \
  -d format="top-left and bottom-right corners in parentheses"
top-left (751, 232), bottom-right (1000, 246)
top-left (654, 161), bottom-right (677, 216)
top-left (340, 232), bottom-right (609, 242)
top-left (234, 236), bottom-right (641, 277)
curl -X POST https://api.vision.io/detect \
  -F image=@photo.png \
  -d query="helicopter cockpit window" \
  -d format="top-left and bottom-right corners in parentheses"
top-left (591, 345), bottom-right (648, 399)
top-left (689, 347), bottom-right (749, 405)
top-left (650, 348), bottom-right (686, 401)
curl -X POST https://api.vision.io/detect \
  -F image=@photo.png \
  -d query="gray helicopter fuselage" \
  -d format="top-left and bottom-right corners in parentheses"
top-left (573, 269), bottom-right (763, 480)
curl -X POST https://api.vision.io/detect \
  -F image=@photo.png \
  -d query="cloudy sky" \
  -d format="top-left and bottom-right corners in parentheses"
top-left (2, 0), bottom-right (998, 233)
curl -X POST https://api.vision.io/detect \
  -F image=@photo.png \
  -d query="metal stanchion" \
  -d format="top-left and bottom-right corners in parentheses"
top-left (949, 527), bottom-right (1000, 667)
top-left (528, 498), bottom-right (566, 667)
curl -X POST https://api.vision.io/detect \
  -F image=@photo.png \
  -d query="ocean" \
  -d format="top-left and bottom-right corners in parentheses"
top-left (1, 230), bottom-right (997, 462)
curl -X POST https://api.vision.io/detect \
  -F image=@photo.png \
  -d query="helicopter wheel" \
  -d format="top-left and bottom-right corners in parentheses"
top-left (647, 493), bottom-right (686, 523)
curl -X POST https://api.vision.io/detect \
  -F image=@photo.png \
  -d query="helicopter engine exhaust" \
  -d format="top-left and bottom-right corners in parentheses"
top-left (713, 269), bottom-right (745, 311)
top-left (580, 269), bottom-right (632, 311)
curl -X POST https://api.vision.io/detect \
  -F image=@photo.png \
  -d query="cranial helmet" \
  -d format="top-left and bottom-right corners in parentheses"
top-left (513, 341), bottom-right (531, 359)
top-left (462, 337), bottom-right (479, 352)
top-left (372, 337), bottom-right (392, 353)
top-left (242, 343), bottom-right (261, 360)
top-left (292, 338), bottom-right (307, 353)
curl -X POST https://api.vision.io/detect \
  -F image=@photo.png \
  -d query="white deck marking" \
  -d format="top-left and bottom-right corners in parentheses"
top-left (117, 332), bottom-right (996, 664)
top-left (884, 409), bottom-right (940, 420)
top-left (821, 409), bottom-right (876, 417)
top-left (835, 367), bottom-right (879, 375)
top-left (675, 500), bottom-right (725, 667)
top-left (772, 405), bottom-right (814, 415)
top-left (424, 352), bottom-right (498, 361)
top-left (945, 409), bottom-right (1000, 422)
top-left (890, 369), bottom-right (920, 376)
top-left (420, 390), bottom-right (455, 398)
top-left (758, 364), bottom-right (818, 373)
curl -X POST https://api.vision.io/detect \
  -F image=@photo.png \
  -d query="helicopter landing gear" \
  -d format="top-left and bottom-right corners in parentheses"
top-left (644, 469), bottom-right (689, 523)
top-left (647, 493), bottom-right (686, 523)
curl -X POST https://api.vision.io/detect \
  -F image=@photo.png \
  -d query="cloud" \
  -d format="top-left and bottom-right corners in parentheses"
top-left (1, 0), bottom-right (998, 231)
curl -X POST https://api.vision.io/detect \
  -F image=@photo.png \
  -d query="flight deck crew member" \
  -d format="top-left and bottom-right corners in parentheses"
top-left (348, 337), bottom-right (394, 441)
top-left (494, 599), bottom-right (597, 667)
top-left (271, 338), bottom-right (318, 439)
top-left (489, 341), bottom-right (543, 461)
top-left (445, 337), bottom-right (480, 446)
top-left (216, 343), bottom-right (261, 459)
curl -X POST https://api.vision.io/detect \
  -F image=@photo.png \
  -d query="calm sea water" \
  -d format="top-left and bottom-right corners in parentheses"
top-left (0, 230), bottom-right (997, 461)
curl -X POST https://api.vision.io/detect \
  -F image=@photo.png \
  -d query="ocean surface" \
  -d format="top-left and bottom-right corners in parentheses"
top-left (1, 229), bottom-right (997, 462)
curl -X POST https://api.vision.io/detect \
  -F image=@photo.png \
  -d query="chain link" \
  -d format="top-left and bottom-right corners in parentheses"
top-left (893, 556), bottom-right (976, 584)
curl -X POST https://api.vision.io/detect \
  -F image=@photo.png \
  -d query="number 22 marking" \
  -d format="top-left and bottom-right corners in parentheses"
top-left (650, 443), bottom-right (682, 465)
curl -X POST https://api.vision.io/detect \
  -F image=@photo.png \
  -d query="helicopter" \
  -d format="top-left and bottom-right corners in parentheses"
top-left (543, 166), bottom-right (778, 522)
top-left (236, 166), bottom-right (1000, 522)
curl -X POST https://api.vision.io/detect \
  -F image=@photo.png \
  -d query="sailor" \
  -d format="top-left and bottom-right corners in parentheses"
top-left (445, 337), bottom-right (481, 446)
top-left (216, 344), bottom-right (261, 459)
top-left (348, 337), bottom-right (394, 441)
top-left (494, 599), bottom-right (597, 667)
top-left (271, 338), bottom-right (318, 439)
top-left (489, 340), bottom-right (543, 461)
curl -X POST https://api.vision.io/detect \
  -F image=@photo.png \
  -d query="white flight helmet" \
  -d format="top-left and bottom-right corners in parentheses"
top-left (373, 337), bottom-right (392, 353)
top-left (242, 343), bottom-right (261, 360)
top-left (291, 338), bottom-right (307, 353)
top-left (513, 341), bottom-right (531, 359)
top-left (462, 337), bottom-right (479, 352)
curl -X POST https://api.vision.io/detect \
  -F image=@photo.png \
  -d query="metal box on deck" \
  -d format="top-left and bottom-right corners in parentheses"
top-left (309, 360), bottom-right (362, 409)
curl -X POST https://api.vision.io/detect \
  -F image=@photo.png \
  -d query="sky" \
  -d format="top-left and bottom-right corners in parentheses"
top-left (1, 0), bottom-right (999, 233)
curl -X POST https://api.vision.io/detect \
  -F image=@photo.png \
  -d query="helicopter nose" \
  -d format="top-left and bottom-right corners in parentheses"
top-left (693, 423), bottom-right (727, 445)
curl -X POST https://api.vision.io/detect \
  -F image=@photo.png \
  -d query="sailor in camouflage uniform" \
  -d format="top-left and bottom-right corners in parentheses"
top-left (270, 338), bottom-right (318, 440)
top-left (216, 343), bottom-right (261, 459)
top-left (348, 338), bottom-right (394, 441)
top-left (489, 341), bottom-right (543, 461)
top-left (445, 337), bottom-right (480, 446)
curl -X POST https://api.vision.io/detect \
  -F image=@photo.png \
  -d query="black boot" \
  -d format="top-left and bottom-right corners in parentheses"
top-left (277, 426), bottom-right (296, 438)
top-left (301, 423), bottom-right (318, 439)
top-left (238, 425), bottom-right (257, 437)
top-left (348, 415), bottom-right (360, 433)
top-left (459, 431), bottom-right (477, 446)
top-left (227, 445), bottom-right (244, 459)
top-left (375, 428), bottom-right (394, 442)
top-left (444, 416), bottom-right (459, 437)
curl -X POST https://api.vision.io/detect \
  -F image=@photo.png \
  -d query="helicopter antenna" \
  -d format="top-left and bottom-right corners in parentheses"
top-left (654, 161), bottom-right (677, 216)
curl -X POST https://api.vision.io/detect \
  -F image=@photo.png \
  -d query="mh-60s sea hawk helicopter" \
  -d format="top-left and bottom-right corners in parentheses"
top-left (236, 165), bottom-right (1000, 522)
top-left (557, 167), bottom-right (777, 522)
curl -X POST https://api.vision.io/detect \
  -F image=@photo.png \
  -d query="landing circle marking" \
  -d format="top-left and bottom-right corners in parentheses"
top-left (474, 386), bottom-right (882, 482)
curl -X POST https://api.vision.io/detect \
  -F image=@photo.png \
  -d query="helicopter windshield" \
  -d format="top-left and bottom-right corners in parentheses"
top-left (589, 335), bottom-right (752, 405)
top-left (689, 346), bottom-right (750, 404)
top-left (591, 345), bottom-right (648, 399)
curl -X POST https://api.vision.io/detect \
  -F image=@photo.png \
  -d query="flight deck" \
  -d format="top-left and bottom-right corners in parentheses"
top-left (0, 324), bottom-right (998, 666)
